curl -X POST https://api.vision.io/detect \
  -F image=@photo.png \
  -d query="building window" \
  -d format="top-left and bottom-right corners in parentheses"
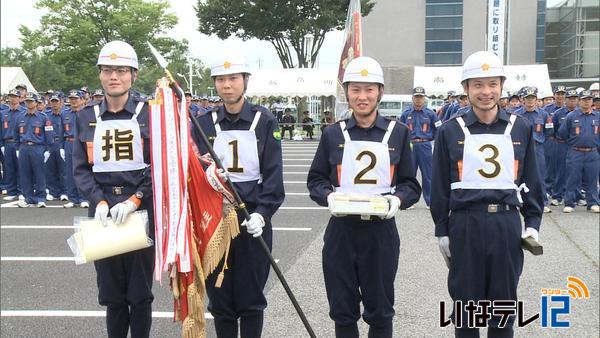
top-left (425, 0), bottom-right (463, 66)
top-left (535, 0), bottom-right (546, 63)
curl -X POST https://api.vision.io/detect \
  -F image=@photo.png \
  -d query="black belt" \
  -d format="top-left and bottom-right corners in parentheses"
top-left (4, 139), bottom-right (16, 143)
top-left (411, 138), bottom-right (433, 143)
top-left (573, 147), bottom-right (595, 152)
top-left (102, 185), bottom-right (136, 196)
top-left (64, 137), bottom-right (74, 141)
top-left (458, 203), bottom-right (517, 213)
top-left (556, 139), bottom-right (566, 144)
top-left (22, 141), bottom-right (40, 146)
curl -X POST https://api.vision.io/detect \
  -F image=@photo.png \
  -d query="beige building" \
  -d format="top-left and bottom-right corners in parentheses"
top-left (362, 0), bottom-right (542, 94)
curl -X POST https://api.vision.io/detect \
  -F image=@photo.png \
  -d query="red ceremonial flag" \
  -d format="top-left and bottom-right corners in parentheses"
top-left (149, 78), bottom-right (239, 338)
top-left (335, 0), bottom-right (363, 120)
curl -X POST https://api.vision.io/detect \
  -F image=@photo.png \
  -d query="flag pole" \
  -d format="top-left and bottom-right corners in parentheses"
top-left (147, 42), bottom-right (316, 338)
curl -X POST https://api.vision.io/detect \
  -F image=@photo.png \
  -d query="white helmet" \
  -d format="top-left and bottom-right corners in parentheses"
top-left (590, 82), bottom-right (599, 91)
top-left (342, 56), bottom-right (384, 86)
top-left (97, 41), bottom-right (138, 70)
top-left (461, 51), bottom-right (505, 83)
top-left (211, 50), bottom-right (251, 77)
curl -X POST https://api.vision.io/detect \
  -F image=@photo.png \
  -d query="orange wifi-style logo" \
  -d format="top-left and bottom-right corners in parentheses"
top-left (566, 276), bottom-right (590, 299)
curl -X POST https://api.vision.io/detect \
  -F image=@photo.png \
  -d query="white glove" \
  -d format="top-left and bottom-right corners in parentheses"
top-left (95, 202), bottom-right (109, 226)
top-left (241, 212), bottom-right (265, 238)
top-left (109, 200), bottom-right (138, 225)
top-left (327, 192), bottom-right (343, 217)
top-left (1, 146), bottom-right (4, 155)
top-left (43, 151), bottom-right (50, 163)
top-left (521, 227), bottom-right (539, 242)
top-left (438, 236), bottom-right (451, 268)
top-left (16, 150), bottom-right (19, 158)
top-left (59, 148), bottom-right (65, 160)
top-left (383, 195), bottom-right (401, 219)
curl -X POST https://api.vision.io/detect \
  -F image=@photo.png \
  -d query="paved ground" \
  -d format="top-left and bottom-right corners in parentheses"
top-left (1, 139), bottom-right (598, 337)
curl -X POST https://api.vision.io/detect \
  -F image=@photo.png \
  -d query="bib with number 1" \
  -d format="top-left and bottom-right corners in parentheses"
top-left (212, 111), bottom-right (262, 183)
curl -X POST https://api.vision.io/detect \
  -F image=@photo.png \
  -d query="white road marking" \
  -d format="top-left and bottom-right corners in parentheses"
top-left (1, 225), bottom-right (74, 229)
top-left (283, 172), bottom-right (309, 174)
top-left (283, 181), bottom-right (308, 184)
top-left (280, 206), bottom-right (327, 210)
top-left (0, 310), bottom-right (213, 319)
top-left (285, 192), bottom-right (309, 196)
top-left (272, 227), bottom-right (311, 231)
top-left (2, 225), bottom-right (312, 230)
top-left (1, 257), bottom-right (74, 261)
top-left (1, 204), bottom-right (71, 208)
top-left (283, 165), bottom-right (311, 168)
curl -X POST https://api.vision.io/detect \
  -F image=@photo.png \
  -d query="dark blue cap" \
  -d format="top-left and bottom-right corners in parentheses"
top-left (412, 86), bottom-right (426, 96)
top-left (553, 85), bottom-right (567, 94)
top-left (579, 90), bottom-right (593, 99)
top-left (523, 86), bottom-right (538, 97)
top-left (566, 89), bottom-right (578, 97)
top-left (68, 89), bottom-right (83, 98)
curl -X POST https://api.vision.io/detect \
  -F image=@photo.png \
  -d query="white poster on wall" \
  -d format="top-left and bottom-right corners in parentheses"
top-left (487, 0), bottom-right (506, 63)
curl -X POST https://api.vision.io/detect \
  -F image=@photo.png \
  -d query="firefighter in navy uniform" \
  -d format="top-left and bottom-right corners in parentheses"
top-left (15, 93), bottom-right (54, 208)
top-left (400, 86), bottom-right (440, 208)
top-left (191, 50), bottom-right (284, 338)
top-left (45, 93), bottom-right (67, 200)
top-left (431, 51), bottom-right (543, 338)
top-left (520, 87), bottom-right (554, 213)
top-left (1, 89), bottom-right (25, 200)
top-left (307, 56), bottom-right (421, 338)
top-left (558, 90), bottom-right (600, 213)
top-left (72, 40), bottom-right (155, 338)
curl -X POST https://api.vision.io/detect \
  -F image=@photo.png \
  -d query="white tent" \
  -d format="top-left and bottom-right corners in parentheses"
top-left (413, 64), bottom-right (553, 97)
top-left (246, 68), bottom-right (337, 97)
top-left (1, 67), bottom-right (36, 94)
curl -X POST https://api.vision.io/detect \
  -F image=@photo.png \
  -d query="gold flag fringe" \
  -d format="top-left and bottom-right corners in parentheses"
top-left (201, 204), bottom-right (240, 285)
top-left (182, 239), bottom-right (206, 338)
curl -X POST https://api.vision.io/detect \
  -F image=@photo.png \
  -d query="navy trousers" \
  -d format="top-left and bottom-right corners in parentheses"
top-left (18, 144), bottom-right (46, 204)
top-left (92, 191), bottom-right (155, 338)
top-left (447, 208), bottom-right (523, 329)
top-left (411, 141), bottom-right (433, 206)
top-left (323, 216), bottom-right (399, 338)
top-left (206, 206), bottom-right (272, 338)
top-left (564, 149), bottom-right (600, 208)
top-left (45, 142), bottom-right (65, 197)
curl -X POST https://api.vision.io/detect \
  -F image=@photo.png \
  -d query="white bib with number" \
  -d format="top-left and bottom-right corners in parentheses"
top-left (212, 111), bottom-right (261, 183)
top-left (336, 120), bottom-right (394, 195)
top-left (92, 103), bottom-right (146, 173)
top-left (451, 114), bottom-right (521, 191)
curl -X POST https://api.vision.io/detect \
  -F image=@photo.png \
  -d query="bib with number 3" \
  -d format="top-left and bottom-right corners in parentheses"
top-left (451, 115), bottom-right (518, 190)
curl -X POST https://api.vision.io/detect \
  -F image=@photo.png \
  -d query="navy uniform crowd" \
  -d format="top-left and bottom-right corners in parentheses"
top-left (0, 85), bottom-right (98, 208)
top-left (0, 85), bottom-right (226, 208)
top-left (432, 82), bottom-right (600, 214)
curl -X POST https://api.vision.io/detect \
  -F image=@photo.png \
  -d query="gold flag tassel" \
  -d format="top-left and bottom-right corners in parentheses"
top-left (182, 237), bottom-right (207, 338)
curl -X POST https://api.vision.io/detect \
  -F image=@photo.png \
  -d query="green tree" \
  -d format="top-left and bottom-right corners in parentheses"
top-left (196, 0), bottom-right (374, 68)
top-left (19, 0), bottom-right (181, 93)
